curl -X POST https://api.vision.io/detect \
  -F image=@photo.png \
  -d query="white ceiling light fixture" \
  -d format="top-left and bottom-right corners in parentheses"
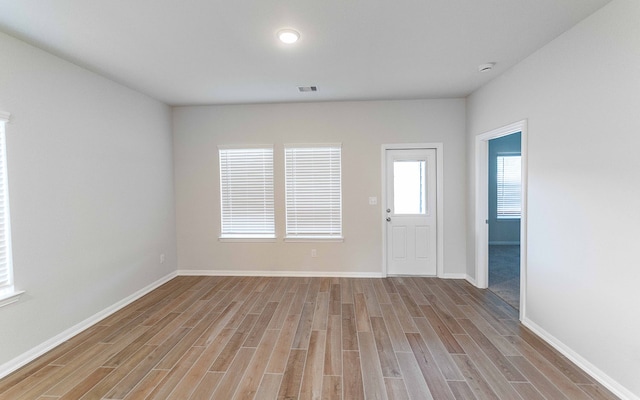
top-left (278, 29), bottom-right (300, 44)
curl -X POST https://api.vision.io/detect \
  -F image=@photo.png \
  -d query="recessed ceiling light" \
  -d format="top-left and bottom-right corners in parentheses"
top-left (278, 29), bottom-right (300, 44)
top-left (478, 62), bottom-right (496, 72)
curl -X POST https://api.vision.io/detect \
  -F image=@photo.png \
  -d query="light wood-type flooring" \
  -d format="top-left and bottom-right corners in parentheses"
top-left (0, 276), bottom-right (618, 399)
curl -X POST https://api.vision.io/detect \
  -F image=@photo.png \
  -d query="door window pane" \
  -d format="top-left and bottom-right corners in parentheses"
top-left (393, 160), bottom-right (426, 214)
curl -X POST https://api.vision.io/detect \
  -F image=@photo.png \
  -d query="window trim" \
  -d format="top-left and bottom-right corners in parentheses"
top-left (218, 144), bottom-right (276, 240)
top-left (0, 111), bottom-right (23, 308)
top-left (283, 237), bottom-right (344, 243)
top-left (219, 236), bottom-right (277, 243)
top-left (284, 143), bottom-right (343, 240)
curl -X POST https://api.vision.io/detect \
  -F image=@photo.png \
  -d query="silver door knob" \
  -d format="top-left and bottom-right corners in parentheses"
top-left (386, 217), bottom-right (391, 222)
top-left (386, 209), bottom-right (391, 213)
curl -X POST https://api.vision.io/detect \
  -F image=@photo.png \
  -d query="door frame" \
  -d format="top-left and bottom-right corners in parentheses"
top-left (475, 120), bottom-right (528, 319)
top-left (381, 143), bottom-right (444, 277)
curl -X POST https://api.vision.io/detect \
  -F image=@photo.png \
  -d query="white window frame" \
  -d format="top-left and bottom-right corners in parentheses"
top-left (496, 153), bottom-right (522, 219)
top-left (218, 145), bottom-right (276, 240)
top-left (0, 111), bottom-right (23, 308)
top-left (284, 144), bottom-right (343, 241)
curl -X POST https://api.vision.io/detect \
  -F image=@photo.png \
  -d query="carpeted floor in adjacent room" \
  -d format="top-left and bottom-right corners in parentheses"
top-left (489, 244), bottom-right (520, 310)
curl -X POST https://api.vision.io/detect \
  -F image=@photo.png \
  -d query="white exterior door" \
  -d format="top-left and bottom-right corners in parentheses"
top-left (386, 148), bottom-right (437, 276)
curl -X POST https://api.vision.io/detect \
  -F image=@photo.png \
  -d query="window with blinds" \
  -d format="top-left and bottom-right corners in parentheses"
top-left (0, 113), bottom-right (14, 297)
top-left (285, 144), bottom-right (342, 239)
top-left (219, 146), bottom-right (275, 238)
top-left (496, 154), bottom-right (521, 219)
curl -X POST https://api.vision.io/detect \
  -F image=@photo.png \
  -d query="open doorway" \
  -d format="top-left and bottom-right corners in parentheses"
top-left (475, 120), bottom-right (527, 319)
top-left (488, 133), bottom-right (521, 309)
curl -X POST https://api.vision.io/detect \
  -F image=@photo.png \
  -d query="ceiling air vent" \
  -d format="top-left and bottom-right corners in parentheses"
top-left (298, 86), bottom-right (318, 93)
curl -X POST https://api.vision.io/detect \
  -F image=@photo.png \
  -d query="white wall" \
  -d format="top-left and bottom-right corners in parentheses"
top-left (0, 32), bottom-right (176, 368)
top-left (466, 0), bottom-right (640, 397)
top-left (173, 100), bottom-right (467, 276)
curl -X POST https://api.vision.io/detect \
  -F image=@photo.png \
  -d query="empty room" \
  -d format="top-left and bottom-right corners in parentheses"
top-left (0, 0), bottom-right (638, 399)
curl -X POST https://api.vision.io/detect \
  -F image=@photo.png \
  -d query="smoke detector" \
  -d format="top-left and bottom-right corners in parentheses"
top-left (478, 62), bottom-right (496, 72)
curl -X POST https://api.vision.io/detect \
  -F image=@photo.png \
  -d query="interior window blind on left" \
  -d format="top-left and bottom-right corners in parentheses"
top-left (219, 146), bottom-right (275, 238)
top-left (0, 111), bottom-right (17, 303)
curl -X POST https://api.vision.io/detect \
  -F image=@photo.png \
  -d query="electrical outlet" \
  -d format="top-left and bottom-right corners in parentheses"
top-left (311, 249), bottom-right (317, 258)
top-left (160, 254), bottom-right (166, 264)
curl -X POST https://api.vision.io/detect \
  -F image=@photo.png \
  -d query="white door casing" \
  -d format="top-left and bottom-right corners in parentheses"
top-left (385, 148), bottom-right (437, 276)
top-left (475, 120), bottom-right (528, 321)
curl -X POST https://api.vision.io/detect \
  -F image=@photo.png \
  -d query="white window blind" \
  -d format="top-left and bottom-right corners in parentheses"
top-left (285, 145), bottom-right (342, 239)
top-left (219, 146), bottom-right (275, 238)
top-left (0, 114), bottom-right (14, 294)
top-left (497, 154), bottom-right (521, 219)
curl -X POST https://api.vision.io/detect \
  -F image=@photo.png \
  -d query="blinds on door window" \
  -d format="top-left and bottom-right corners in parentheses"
top-left (496, 154), bottom-right (521, 219)
top-left (219, 145), bottom-right (275, 238)
top-left (285, 144), bottom-right (342, 238)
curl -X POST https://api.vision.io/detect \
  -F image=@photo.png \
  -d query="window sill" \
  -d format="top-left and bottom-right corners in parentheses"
top-left (219, 236), bottom-right (277, 243)
top-left (285, 237), bottom-right (344, 243)
top-left (0, 290), bottom-right (25, 308)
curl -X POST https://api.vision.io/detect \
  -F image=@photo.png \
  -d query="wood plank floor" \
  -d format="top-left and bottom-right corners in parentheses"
top-left (0, 276), bottom-right (619, 399)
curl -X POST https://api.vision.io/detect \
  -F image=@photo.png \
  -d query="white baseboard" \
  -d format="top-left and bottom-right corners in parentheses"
top-left (178, 269), bottom-right (384, 278)
top-left (522, 317), bottom-right (638, 400)
top-left (0, 271), bottom-right (178, 380)
top-left (439, 273), bottom-right (468, 280)
top-left (178, 270), bottom-right (479, 281)
top-left (464, 274), bottom-right (478, 286)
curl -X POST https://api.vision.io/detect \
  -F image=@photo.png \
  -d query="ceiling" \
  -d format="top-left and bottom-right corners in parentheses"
top-left (0, 0), bottom-right (612, 106)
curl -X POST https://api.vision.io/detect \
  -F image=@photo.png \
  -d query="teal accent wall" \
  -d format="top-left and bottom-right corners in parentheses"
top-left (488, 132), bottom-right (521, 244)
